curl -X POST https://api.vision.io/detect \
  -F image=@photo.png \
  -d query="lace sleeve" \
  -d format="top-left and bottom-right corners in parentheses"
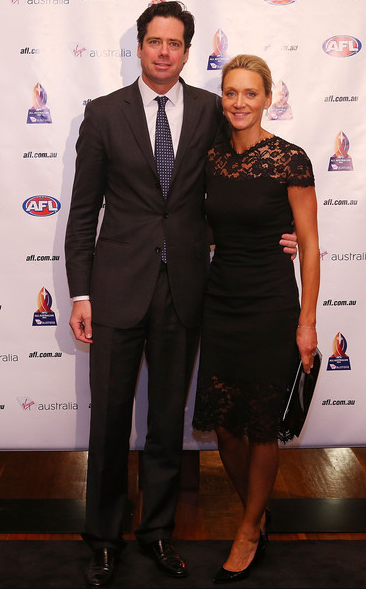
top-left (285, 146), bottom-right (315, 188)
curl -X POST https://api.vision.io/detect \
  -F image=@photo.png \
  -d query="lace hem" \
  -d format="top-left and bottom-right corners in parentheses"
top-left (193, 374), bottom-right (298, 443)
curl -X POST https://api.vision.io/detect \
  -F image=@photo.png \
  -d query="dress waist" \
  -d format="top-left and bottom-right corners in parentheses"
top-left (207, 247), bottom-right (299, 304)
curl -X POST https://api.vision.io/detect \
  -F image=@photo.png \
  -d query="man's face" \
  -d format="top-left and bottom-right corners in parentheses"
top-left (137, 16), bottom-right (189, 93)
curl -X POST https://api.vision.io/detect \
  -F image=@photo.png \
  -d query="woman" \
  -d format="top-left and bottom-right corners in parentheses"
top-left (193, 55), bottom-right (320, 583)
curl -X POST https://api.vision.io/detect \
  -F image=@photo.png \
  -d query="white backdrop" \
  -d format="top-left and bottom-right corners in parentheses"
top-left (0, 0), bottom-right (365, 450)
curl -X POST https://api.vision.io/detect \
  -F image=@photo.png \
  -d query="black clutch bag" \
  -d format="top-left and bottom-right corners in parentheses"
top-left (282, 348), bottom-right (322, 437)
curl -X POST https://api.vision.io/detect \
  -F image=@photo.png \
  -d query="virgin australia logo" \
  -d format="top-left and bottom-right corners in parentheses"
top-left (69, 43), bottom-right (87, 58)
top-left (17, 397), bottom-right (37, 411)
top-left (69, 42), bottom-right (131, 58)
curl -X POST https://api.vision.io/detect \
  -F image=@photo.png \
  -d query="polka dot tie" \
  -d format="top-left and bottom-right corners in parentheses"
top-left (155, 96), bottom-right (174, 263)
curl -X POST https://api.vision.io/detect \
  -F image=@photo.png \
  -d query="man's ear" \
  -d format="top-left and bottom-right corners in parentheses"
top-left (183, 47), bottom-right (190, 65)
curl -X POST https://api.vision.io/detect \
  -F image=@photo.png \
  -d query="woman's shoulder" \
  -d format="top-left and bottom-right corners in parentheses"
top-left (272, 136), bottom-right (314, 185)
top-left (272, 135), bottom-right (309, 158)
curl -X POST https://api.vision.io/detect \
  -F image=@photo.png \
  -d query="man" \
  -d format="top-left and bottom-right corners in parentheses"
top-left (65, 2), bottom-right (297, 586)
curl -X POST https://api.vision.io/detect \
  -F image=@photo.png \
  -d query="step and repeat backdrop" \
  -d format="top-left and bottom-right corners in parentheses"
top-left (1, 0), bottom-right (365, 450)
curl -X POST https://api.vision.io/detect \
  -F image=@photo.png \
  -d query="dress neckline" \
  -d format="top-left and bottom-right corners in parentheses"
top-left (228, 134), bottom-right (277, 156)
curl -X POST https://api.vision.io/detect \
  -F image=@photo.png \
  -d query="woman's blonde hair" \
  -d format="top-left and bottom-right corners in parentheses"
top-left (221, 54), bottom-right (273, 96)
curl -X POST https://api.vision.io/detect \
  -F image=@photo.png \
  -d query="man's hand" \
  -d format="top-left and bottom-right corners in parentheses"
top-left (69, 300), bottom-right (93, 343)
top-left (280, 232), bottom-right (298, 261)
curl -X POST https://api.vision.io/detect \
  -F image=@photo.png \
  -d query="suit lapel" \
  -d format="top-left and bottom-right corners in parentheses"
top-left (171, 80), bottom-right (201, 186)
top-left (120, 80), bottom-right (158, 177)
top-left (120, 79), bottom-right (203, 194)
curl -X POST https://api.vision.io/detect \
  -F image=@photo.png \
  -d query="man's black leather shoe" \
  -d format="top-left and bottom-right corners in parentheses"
top-left (143, 539), bottom-right (187, 578)
top-left (85, 547), bottom-right (116, 588)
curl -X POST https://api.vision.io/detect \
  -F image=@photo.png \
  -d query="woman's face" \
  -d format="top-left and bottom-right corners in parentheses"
top-left (222, 68), bottom-right (272, 133)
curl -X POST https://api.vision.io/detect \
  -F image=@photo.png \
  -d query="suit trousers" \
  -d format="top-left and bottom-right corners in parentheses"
top-left (82, 263), bottom-right (201, 550)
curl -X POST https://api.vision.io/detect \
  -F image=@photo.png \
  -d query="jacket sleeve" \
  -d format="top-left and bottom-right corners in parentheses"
top-left (64, 100), bottom-right (107, 298)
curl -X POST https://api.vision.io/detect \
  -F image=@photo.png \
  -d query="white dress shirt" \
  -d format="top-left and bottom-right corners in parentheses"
top-left (138, 76), bottom-right (184, 156)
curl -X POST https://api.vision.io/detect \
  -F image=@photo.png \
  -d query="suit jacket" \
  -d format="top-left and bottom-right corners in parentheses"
top-left (65, 78), bottom-right (223, 329)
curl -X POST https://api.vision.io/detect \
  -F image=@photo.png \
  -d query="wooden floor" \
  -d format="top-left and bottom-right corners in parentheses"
top-left (0, 448), bottom-right (366, 541)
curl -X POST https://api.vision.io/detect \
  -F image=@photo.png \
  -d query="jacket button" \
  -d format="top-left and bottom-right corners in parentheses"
top-left (163, 213), bottom-right (169, 219)
top-left (155, 247), bottom-right (161, 254)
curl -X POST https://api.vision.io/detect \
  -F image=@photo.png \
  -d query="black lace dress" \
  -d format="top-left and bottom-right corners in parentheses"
top-left (192, 135), bottom-right (315, 443)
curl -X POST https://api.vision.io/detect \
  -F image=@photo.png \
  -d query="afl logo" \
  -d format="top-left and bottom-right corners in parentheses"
top-left (23, 195), bottom-right (61, 217)
top-left (264, 0), bottom-right (297, 5)
top-left (323, 35), bottom-right (362, 57)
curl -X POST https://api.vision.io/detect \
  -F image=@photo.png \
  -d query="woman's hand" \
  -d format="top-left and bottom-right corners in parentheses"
top-left (296, 325), bottom-right (317, 374)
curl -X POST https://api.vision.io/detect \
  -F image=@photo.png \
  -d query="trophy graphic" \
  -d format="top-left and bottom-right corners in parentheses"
top-left (328, 131), bottom-right (353, 171)
top-left (267, 80), bottom-right (293, 120)
top-left (27, 83), bottom-right (52, 124)
top-left (207, 29), bottom-right (230, 70)
top-left (327, 332), bottom-right (351, 370)
top-left (32, 287), bottom-right (57, 326)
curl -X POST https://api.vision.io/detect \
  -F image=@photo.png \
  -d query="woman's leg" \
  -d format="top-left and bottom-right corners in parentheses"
top-left (216, 426), bottom-right (249, 507)
top-left (216, 427), bottom-right (279, 572)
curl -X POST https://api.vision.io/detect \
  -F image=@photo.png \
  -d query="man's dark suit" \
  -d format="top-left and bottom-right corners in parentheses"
top-left (65, 78), bottom-right (222, 549)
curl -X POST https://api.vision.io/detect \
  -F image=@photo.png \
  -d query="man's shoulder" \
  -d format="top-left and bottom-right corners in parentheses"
top-left (182, 80), bottom-right (220, 103)
top-left (86, 81), bottom-right (138, 110)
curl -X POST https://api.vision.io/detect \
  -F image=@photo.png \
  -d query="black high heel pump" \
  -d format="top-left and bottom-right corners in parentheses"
top-left (212, 533), bottom-right (266, 584)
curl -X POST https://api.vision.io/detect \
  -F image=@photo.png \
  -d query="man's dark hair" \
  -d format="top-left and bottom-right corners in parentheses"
top-left (137, 1), bottom-right (195, 51)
